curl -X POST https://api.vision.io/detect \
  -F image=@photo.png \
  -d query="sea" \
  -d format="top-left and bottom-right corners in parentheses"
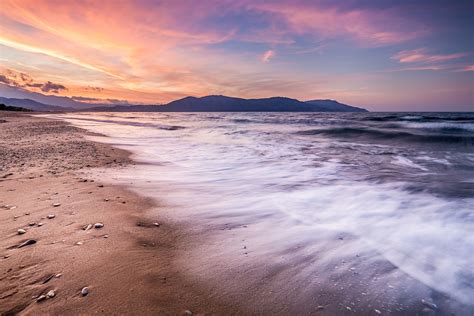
top-left (49, 112), bottom-right (474, 314)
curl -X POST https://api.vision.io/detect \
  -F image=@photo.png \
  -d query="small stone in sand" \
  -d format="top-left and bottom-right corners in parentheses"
top-left (46, 290), bottom-right (55, 298)
top-left (25, 212), bottom-right (30, 215)
top-left (53, 203), bottom-right (61, 207)
top-left (17, 229), bottom-right (26, 235)
top-left (153, 222), bottom-right (160, 227)
top-left (346, 306), bottom-right (352, 311)
top-left (374, 309), bottom-right (381, 314)
top-left (421, 299), bottom-right (438, 310)
top-left (36, 295), bottom-right (46, 302)
top-left (47, 214), bottom-right (55, 219)
top-left (28, 222), bottom-right (36, 226)
top-left (98, 185), bottom-right (104, 188)
top-left (82, 224), bottom-right (93, 231)
top-left (55, 273), bottom-right (62, 278)
top-left (76, 241), bottom-right (83, 245)
top-left (104, 198), bottom-right (110, 202)
top-left (317, 306), bottom-right (324, 310)
top-left (104, 234), bottom-right (109, 238)
top-left (37, 222), bottom-right (44, 227)
top-left (94, 223), bottom-right (104, 229)
top-left (81, 287), bottom-right (89, 296)
top-left (183, 310), bottom-right (193, 316)
top-left (43, 274), bottom-right (55, 284)
top-left (18, 239), bottom-right (36, 248)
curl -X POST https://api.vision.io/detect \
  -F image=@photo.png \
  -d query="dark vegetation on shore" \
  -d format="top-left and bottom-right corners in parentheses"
top-left (0, 103), bottom-right (32, 112)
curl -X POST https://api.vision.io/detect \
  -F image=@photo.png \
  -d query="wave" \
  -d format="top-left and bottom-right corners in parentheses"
top-left (232, 118), bottom-right (254, 123)
top-left (297, 127), bottom-right (474, 144)
top-left (60, 116), bottom-right (186, 131)
top-left (401, 122), bottom-right (474, 132)
top-left (365, 114), bottom-right (474, 123)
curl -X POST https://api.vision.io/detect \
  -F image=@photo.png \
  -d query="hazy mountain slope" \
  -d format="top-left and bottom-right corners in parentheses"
top-left (0, 97), bottom-right (66, 112)
top-left (305, 99), bottom-right (368, 112)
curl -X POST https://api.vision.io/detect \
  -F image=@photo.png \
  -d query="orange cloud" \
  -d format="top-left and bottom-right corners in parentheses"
top-left (0, 67), bottom-right (67, 93)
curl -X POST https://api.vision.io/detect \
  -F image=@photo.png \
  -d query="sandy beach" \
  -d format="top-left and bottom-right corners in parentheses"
top-left (0, 113), bottom-right (234, 315)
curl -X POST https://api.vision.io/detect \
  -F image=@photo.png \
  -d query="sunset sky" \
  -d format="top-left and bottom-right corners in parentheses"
top-left (0, 0), bottom-right (472, 111)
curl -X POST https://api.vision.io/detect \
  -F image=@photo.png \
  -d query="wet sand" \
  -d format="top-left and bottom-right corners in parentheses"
top-left (0, 112), bottom-right (234, 315)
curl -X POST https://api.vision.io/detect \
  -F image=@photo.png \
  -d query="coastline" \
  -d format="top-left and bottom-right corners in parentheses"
top-left (0, 112), bottom-right (233, 315)
top-left (2, 112), bottom-right (472, 315)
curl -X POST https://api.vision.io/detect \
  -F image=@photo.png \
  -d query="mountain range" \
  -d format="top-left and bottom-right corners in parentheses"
top-left (0, 95), bottom-right (367, 112)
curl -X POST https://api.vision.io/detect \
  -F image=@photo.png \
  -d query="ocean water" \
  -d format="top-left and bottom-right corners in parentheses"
top-left (50, 112), bottom-right (474, 313)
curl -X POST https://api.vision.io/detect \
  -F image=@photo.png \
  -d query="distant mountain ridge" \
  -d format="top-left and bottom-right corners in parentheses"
top-left (87, 95), bottom-right (368, 112)
top-left (155, 95), bottom-right (367, 112)
top-left (0, 94), bottom-right (368, 112)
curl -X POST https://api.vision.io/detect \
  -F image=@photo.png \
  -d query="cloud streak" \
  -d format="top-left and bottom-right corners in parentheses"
top-left (392, 49), bottom-right (467, 64)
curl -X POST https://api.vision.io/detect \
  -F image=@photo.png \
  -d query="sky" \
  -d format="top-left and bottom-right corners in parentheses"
top-left (0, 0), bottom-right (473, 111)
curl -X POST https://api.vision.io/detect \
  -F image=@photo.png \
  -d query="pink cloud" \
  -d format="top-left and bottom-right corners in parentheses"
top-left (261, 50), bottom-right (275, 63)
top-left (246, 2), bottom-right (428, 46)
top-left (460, 64), bottom-right (474, 72)
top-left (391, 49), bottom-right (467, 64)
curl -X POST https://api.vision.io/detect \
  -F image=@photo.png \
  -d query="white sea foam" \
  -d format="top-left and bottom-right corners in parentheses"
top-left (402, 122), bottom-right (474, 132)
top-left (46, 112), bottom-right (474, 306)
top-left (393, 156), bottom-right (428, 171)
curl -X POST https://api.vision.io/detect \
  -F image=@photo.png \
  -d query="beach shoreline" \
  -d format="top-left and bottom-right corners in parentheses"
top-left (2, 112), bottom-right (472, 316)
top-left (0, 112), bottom-right (233, 315)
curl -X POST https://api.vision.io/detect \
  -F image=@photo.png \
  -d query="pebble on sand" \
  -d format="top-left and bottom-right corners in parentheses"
top-left (37, 222), bottom-right (44, 226)
top-left (17, 229), bottom-right (26, 235)
top-left (53, 203), bottom-right (61, 207)
top-left (421, 299), bottom-right (438, 310)
top-left (36, 295), bottom-right (46, 302)
top-left (76, 241), bottom-right (83, 245)
top-left (153, 222), bottom-right (160, 227)
top-left (28, 222), bottom-right (36, 226)
top-left (46, 290), bottom-right (55, 298)
top-left (81, 287), bottom-right (89, 296)
top-left (94, 223), bottom-right (104, 229)
top-left (183, 310), bottom-right (193, 316)
top-left (82, 224), bottom-right (93, 231)
top-left (47, 214), bottom-right (56, 219)
top-left (18, 239), bottom-right (36, 248)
